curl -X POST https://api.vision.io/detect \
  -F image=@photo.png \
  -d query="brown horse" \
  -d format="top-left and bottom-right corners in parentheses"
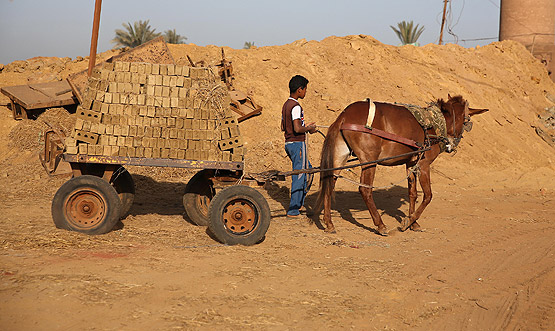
top-left (315, 95), bottom-right (488, 236)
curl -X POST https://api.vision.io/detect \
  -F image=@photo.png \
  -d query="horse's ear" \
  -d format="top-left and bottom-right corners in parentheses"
top-left (469, 107), bottom-right (489, 116)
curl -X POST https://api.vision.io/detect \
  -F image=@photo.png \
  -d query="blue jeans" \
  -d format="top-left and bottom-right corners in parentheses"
top-left (285, 141), bottom-right (312, 216)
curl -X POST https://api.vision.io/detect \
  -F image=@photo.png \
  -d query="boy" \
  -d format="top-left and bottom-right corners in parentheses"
top-left (281, 75), bottom-right (317, 217)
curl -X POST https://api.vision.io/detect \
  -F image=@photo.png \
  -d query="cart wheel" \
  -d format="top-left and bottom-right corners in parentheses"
top-left (183, 170), bottom-right (214, 226)
top-left (52, 175), bottom-right (122, 235)
top-left (110, 167), bottom-right (135, 218)
top-left (208, 185), bottom-right (270, 246)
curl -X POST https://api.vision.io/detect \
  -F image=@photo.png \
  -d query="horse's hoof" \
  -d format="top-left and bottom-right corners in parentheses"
top-left (400, 219), bottom-right (412, 232)
top-left (324, 227), bottom-right (337, 234)
top-left (377, 227), bottom-right (389, 236)
top-left (410, 222), bottom-right (423, 232)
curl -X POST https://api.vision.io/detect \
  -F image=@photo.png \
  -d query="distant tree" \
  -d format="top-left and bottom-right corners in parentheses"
top-left (243, 41), bottom-right (255, 49)
top-left (164, 29), bottom-right (187, 44)
top-left (390, 21), bottom-right (425, 45)
top-left (112, 20), bottom-right (161, 48)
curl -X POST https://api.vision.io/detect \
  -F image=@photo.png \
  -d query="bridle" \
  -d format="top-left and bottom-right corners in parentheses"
top-left (445, 99), bottom-right (472, 153)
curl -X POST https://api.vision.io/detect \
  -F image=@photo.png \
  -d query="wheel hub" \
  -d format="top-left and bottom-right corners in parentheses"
top-left (222, 199), bottom-right (257, 234)
top-left (65, 190), bottom-right (106, 229)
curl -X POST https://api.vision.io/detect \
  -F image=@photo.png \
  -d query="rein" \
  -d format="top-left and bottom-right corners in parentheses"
top-left (340, 123), bottom-right (422, 149)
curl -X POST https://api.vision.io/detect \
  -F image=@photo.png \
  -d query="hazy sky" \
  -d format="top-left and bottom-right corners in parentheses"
top-left (0, 0), bottom-right (501, 64)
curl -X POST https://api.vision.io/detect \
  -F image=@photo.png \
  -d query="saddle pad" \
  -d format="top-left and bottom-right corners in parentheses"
top-left (398, 102), bottom-right (447, 138)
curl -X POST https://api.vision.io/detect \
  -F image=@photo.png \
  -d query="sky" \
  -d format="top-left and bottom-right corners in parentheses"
top-left (0, 0), bottom-right (502, 64)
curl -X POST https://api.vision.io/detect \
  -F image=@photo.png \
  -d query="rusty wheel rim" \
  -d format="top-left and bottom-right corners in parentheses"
top-left (222, 199), bottom-right (258, 235)
top-left (64, 189), bottom-right (106, 230)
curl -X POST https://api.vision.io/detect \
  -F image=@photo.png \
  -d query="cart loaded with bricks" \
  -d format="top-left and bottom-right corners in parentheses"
top-left (43, 61), bottom-right (271, 246)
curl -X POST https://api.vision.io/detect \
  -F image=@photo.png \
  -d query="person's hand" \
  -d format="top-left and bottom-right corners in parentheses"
top-left (307, 122), bottom-right (317, 134)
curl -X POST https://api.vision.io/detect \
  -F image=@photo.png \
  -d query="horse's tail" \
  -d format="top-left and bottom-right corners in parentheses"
top-left (314, 115), bottom-right (347, 213)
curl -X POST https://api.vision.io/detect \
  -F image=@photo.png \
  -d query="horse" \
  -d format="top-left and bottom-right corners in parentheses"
top-left (315, 95), bottom-right (488, 236)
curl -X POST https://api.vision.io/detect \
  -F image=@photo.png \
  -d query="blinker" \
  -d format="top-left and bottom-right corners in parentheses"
top-left (463, 121), bottom-right (473, 132)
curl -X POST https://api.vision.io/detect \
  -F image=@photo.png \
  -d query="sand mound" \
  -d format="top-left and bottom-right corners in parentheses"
top-left (1, 35), bottom-right (554, 188)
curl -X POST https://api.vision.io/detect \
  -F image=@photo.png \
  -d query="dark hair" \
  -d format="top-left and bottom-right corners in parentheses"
top-left (289, 75), bottom-right (309, 94)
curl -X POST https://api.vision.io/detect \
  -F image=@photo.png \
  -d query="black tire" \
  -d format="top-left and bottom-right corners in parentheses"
top-left (52, 175), bottom-right (122, 235)
top-left (110, 167), bottom-right (135, 218)
top-left (183, 170), bottom-right (214, 226)
top-left (207, 185), bottom-right (270, 246)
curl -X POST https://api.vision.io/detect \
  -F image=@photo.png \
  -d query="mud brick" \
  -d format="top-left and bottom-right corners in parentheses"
top-left (183, 77), bottom-right (192, 88)
top-left (120, 94), bottom-right (128, 104)
top-left (138, 74), bottom-right (147, 85)
top-left (153, 148), bottom-right (162, 158)
top-left (200, 109), bottom-right (209, 120)
top-left (114, 62), bottom-right (123, 72)
top-left (185, 130), bottom-right (192, 140)
top-left (167, 148), bottom-right (176, 159)
top-left (146, 95), bottom-right (155, 106)
top-left (131, 73), bottom-right (139, 84)
top-left (112, 124), bottom-right (121, 136)
top-left (159, 86), bottom-right (168, 97)
top-left (153, 97), bottom-right (162, 107)
top-left (126, 147), bottom-right (135, 157)
top-left (199, 120), bottom-right (208, 130)
top-left (179, 66), bottom-right (189, 77)
top-left (160, 148), bottom-right (169, 158)
top-left (147, 75), bottom-right (156, 85)
top-left (176, 76), bottom-right (184, 87)
top-left (194, 150), bottom-right (202, 160)
top-left (168, 97), bottom-right (178, 108)
top-left (98, 123), bottom-right (106, 134)
top-left (146, 85), bottom-right (155, 96)
top-left (65, 137), bottom-right (77, 147)
top-left (183, 118), bottom-right (192, 129)
top-left (161, 75), bottom-right (170, 87)
top-left (202, 140), bottom-right (212, 151)
top-left (166, 64), bottom-right (174, 76)
top-left (174, 149), bottom-right (184, 159)
top-left (78, 144), bottom-right (88, 155)
top-left (81, 121), bottom-right (92, 132)
top-left (104, 124), bottom-right (114, 135)
top-left (124, 72), bottom-right (132, 82)
top-left (129, 62), bottom-right (138, 73)
top-left (108, 71), bottom-right (116, 81)
top-left (222, 151), bottom-right (231, 161)
top-left (98, 135), bottom-right (108, 146)
top-left (137, 94), bottom-right (145, 105)
top-left (219, 117), bottom-right (238, 128)
top-left (183, 149), bottom-right (191, 159)
top-left (108, 82), bottom-right (117, 92)
top-left (77, 108), bottom-right (103, 123)
top-left (169, 87), bottom-right (179, 98)
top-left (113, 93), bottom-right (121, 104)
top-left (108, 135), bottom-right (118, 146)
top-left (122, 62), bottom-right (130, 72)
top-left (133, 136), bottom-right (143, 147)
top-left (220, 128), bottom-right (231, 140)
top-left (178, 87), bottom-right (187, 98)
top-left (74, 118), bottom-right (84, 130)
top-left (141, 138), bottom-right (149, 148)
top-left (120, 125), bottom-right (129, 136)
top-left (116, 104), bottom-right (125, 115)
top-left (208, 120), bottom-right (216, 130)
top-left (169, 139), bottom-right (179, 149)
top-left (135, 146), bottom-right (144, 158)
top-left (123, 136), bottom-right (132, 147)
top-left (163, 118), bottom-right (174, 129)
top-left (190, 67), bottom-right (200, 79)
top-left (174, 65), bottom-right (183, 76)
top-left (234, 147), bottom-right (244, 155)
top-left (160, 64), bottom-right (168, 76)
top-left (102, 62), bottom-right (115, 71)
top-left (75, 130), bottom-right (99, 144)
top-left (167, 128), bottom-right (177, 139)
top-left (229, 126), bottom-right (240, 137)
top-left (116, 136), bottom-right (125, 146)
top-left (102, 145), bottom-right (111, 156)
top-left (167, 76), bottom-right (176, 87)
top-left (218, 136), bottom-right (243, 150)
top-left (127, 125), bottom-right (136, 137)
top-left (128, 94), bottom-right (137, 105)
top-left (136, 126), bottom-right (144, 137)
top-left (174, 118), bottom-right (183, 129)
top-left (231, 153), bottom-right (243, 162)
top-left (100, 103), bottom-right (110, 114)
top-left (154, 138), bottom-right (163, 148)
top-left (179, 139), bottom-right (188, 150)
top-left (177, 129), bottom-right (185, 140)
top-left (144, 127), bottom-right (153, 138)
top-left (190, 119), bottom-right (199, 130)
top-left (81, 97), bottom-right (93, 110)
top-left (193, 130), bottom-right (201, 140)
top-left (143, 117), bottom-right (152, 127)
top-left (151, 63), bottom-right (160, 75)
top-left (155, 75), bottom-right (163, 86)
top-left (66, 146), bottom-right (78, 154)
top-left (118, 146), bottom-right (128, 157)
top-left (143, 147), bottom-right (152, 158)
top-left (147, 106), bottom-right (156, 117)
top-left (108, 146), bottom-right (117, 156)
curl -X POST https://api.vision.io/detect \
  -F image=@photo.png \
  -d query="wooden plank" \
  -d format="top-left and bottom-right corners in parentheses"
top-left (0, 80), bottom-right (77, 110)
top-left (67, 36), bottom-right (175, 102)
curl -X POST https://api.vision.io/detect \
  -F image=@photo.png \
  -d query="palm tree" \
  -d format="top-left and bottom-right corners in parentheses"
top-left (112, 20), bottom-right (161, 48)
top-left (243, 41), bottom-right (255, 49)
top-left (164, 29), bottom-right (187, 44)
top-left (390, 21), bottom-right (425, 45)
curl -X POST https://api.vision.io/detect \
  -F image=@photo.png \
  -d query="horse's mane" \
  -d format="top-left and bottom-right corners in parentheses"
top-left (436, 95), bottom-right (465, 110)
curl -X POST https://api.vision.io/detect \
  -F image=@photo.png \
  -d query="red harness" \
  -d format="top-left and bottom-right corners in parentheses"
top-left (340, 123), bottom-right (422, 149)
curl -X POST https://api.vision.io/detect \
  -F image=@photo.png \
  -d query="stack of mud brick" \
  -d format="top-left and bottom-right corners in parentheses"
top-left (65, 61), bottom-right (244, 162)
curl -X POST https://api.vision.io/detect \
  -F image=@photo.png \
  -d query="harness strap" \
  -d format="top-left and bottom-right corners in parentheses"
top-left (341, 123), bottom-right (422, 149)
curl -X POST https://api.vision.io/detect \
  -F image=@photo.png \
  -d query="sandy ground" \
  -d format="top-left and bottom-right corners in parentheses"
top-left (1, 36), bottom-right (554, 330)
